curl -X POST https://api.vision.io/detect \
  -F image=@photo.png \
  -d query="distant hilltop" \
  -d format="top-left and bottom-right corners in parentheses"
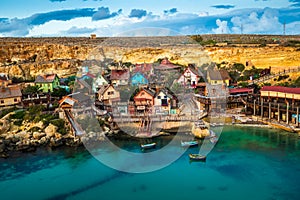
top-left (0, 34), bottom-right (299, 46)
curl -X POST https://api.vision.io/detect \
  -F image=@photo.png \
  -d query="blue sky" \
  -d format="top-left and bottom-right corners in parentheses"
top-left (0, 0), bottom-right (299, 37)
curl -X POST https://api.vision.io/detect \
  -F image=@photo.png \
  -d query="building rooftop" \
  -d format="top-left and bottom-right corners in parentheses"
top-left (110, 69), bottom-right (130, 80)
top-left (35, 74), bottom-right (58, 83)
top-left (229, 88), bottom-right (253, 94)
top-left (208, 69), bottom-right (231, 81)
top-left (0, 86), bottom-right (22, 99)
top-left (154, 58), bottom-right (181, 70)
top-left (134, 63), bottom-right (153, 74)
top-left (261, 86), bottom-right (300, 95)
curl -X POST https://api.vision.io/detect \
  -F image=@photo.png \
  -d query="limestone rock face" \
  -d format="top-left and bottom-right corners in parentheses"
top-left (32, 132), bottom-right (46, 140)
top-left (0, 36), bottom-right (299, 79)
top-left (45, 124), bottom-right (58, 138)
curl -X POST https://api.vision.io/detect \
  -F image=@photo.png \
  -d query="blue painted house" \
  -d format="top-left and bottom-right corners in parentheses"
top-left (131, 72), bottom-right (148, 86)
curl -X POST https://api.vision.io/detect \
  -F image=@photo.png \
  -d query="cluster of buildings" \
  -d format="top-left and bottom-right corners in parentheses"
top-left (1, 56), bottom-right (300, 129)
top-left (0, 72), bottom-right (66, 108)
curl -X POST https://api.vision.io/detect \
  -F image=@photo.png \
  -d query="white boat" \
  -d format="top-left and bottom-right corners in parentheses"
top-left (181, 140), bottom-right (199, 147)
top-left (140, 142), bottom-right (156, 150)
top-left (210, 137), bottom-right (218, 144)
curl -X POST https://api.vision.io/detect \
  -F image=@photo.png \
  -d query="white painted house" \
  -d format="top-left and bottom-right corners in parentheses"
top-left (93, 74), bottom-right (109, 92)
top-left (154, 88), bottom-right (178, 115)
top-left (177, 66), bottom-right (201, 88)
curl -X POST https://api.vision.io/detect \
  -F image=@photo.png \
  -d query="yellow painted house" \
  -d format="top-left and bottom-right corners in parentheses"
top-left (207, 69), bottom-right (231, 86)
top-left (97, 84), bottom-right (120, 105)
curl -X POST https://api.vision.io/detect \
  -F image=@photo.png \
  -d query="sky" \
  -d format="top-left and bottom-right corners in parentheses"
top-left (0, 0), bottom-right (300, 37)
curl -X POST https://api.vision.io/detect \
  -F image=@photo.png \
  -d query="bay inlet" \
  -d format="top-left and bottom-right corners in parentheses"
top-left (0, 126), bottom-right (300, 200)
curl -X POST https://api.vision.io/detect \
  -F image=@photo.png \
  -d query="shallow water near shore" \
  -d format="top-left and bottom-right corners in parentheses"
top-left (1, 126), bottom-right (300, 200)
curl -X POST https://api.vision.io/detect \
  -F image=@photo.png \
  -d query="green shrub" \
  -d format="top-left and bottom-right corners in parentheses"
top-left (28, 126), bottom-right (42, 133)
top-left (0, 107), bottom-right (16, 118)
top-left (233, 63), bottom-right (245, 72)
top-left (14, 120), bottom-right (23, 126)
top-left (50, 119), bottom-right (67, 135)
top-left (277, 75), bottom-right (289, 81)
top-left (10, 110), bottom-right (25, 120)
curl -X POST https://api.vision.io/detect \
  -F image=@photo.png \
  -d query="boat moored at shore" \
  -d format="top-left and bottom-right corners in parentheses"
top-left (140, 142), bottom-right (156, 150)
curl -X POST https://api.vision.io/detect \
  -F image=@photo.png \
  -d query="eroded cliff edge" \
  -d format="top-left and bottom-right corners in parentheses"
top-left (0, 35), bottom-right (299, 78)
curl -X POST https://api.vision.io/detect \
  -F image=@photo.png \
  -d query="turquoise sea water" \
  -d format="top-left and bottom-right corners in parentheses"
top-left (1, 126), bottom-right (300, 200)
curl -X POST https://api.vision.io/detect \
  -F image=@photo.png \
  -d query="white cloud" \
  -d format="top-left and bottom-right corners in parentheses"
top-left (230, 8), bottom-right (283, 34)
top-left (212, 19), bottom-right (230, 34)
top-left (18, 7), bottom-right (300, 37)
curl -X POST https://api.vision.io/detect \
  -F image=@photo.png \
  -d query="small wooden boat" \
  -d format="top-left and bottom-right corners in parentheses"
top-left (210, 136), bottom-right (218, 144)
top-left (181, 140), bottom-right (199, 147)
top-left (140, 142), bottom-right (156, 150)
top-left (189, 154), bottom-right (206, 161)
top-left (208, 130), bottom-right (218, 144)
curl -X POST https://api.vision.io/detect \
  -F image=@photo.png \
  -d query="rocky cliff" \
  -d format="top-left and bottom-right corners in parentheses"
top-left (0, 36), bottom-right (299, 78)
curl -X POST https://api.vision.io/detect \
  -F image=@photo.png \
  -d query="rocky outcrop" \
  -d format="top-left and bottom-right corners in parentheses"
top-left (0, 122), bottom-right (82, 158)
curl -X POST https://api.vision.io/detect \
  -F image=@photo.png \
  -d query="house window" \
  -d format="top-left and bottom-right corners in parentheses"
top-left (0, 100), bottom-right (4, 104)
top-left (164, 96), bottom-right (167, 99)
top-left (14, 98), bottom-right (18, 102)
top-left (157, 96), bottom-right (161, 99)
top-left (141, 92), bottom-right (145, 96)
top-left (108, 91), bottom-right (114, 95)
top-left (215, 81), bottom-right (218, 84)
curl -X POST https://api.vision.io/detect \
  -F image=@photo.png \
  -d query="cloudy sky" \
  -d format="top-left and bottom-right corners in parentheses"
top-left (0, 0), bottom-right (300, 37)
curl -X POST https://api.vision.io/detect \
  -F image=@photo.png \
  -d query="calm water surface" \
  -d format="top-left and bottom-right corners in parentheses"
top-left (1, 126), bottom-right (300, 200)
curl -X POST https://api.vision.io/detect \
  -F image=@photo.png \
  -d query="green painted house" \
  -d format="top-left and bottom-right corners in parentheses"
top-left (35, 74), bottom-right (60, 93)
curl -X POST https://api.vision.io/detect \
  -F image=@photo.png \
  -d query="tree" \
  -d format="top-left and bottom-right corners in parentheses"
top-left (51, 87), bottom-right (68, 98)
top-left (233, 63), bottom-right (245, 72)
top-left (229, 71), bottom-right (240, 83)
top-left (293, 77), bottom-right (300, 87)
top-left (238, 82), bottom-right (249, 88)
top-left (22, 85), bottom-right (39, 95)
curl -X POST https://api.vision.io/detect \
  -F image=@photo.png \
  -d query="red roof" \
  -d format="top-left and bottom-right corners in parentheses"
top-left (134, 63), bottom-right (153, 73)
top-left (155, 58), bottom-right (181, 70)
top-left (261, 86), bottom-right (300, 94)
top-left (85, 72), bottom-right (96, 79)
top-left (229, 88), bottom-right (253, 94)
top-left (110, 69), bottom-right (130, 80)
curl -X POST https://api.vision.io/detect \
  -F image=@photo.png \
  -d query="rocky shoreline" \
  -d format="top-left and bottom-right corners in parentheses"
top-left (0, 123), bottom-right (83, 158)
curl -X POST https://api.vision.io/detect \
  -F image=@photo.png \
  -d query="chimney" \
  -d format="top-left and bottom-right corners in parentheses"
top-left (155, 85), bottom-right (160, 93)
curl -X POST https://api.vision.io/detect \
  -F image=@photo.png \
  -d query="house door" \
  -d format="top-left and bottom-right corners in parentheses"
top-left (161, 99), bottom-right (168, 106)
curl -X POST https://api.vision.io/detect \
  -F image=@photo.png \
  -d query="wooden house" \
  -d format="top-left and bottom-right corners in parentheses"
top-left (110, 69), bottom-right (130, 86)
top-left (154, 88), bottom-right (178, 114)
top-left (177, 65), bottom-right (202, 88)
top-left (261, 86), bottom-right (300, 103)
top-left (130, 72), bottom-right (148, 86)
top-left (207, 69), bottom-right (231, 86)
top-left (133, 63), bottom-right (153, 75)
top-left (93, 74), bottom-right (109, 92)
top-left (0, 85), bottom-right (22, 107)
top-left (97, 84), bottom-right (120, 106)
top-left (133, 88), bottom-right (156, 113)
top-left (0, 74), bottom-right (11, 87)
top-left (59, 96), bottom-right (78, 109)
top-left (35, 74), bottom-right (60, 93)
